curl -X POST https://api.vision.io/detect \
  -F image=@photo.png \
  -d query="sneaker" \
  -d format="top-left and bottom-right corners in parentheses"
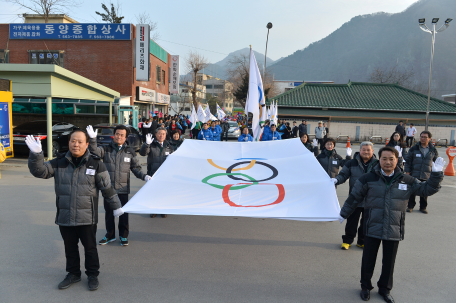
top-left (58, 273), bottom-right (81, 289)
top-left (150, 214), bottom-right (157, 218)
top-left (419, 208), bottom-right (428, 214)
top-left (120, 237), bottom-right (129, 246)
top-left (88, 276), bottom-right (99, 291)
top-left (98, 237), bottom-right (116, 245)
top-left (341, 243), bottom-right (350, 250)
top-left (161, 214), bottom-right (168, 218)
top-left (356, 244), bottom-right (364, 248)
top-left (406, 208), bottom-right (413, 213)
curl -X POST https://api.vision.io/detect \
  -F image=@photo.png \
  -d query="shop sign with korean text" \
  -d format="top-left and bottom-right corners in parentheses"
top-left (170, 55), bottom-right (180, 95)
top-left (156, 93), bottom-right (170, 105)
top-left (135, 24), bottom-right (150, 81)
top-left (9, 23), bottom-right (131, 40)
top-left (136, 86), bottom-right (155, 102)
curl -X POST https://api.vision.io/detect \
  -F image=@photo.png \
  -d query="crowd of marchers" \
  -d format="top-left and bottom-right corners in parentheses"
top-left (22, 116), bottom-right (445, 303)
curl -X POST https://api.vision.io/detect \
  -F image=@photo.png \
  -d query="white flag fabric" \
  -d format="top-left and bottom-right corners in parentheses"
top-left (245, 48), bottom-right (266, 141)
top-left (217, 103), bottom-right (226, 120)
top-left (204, 105), bottom-right (212, 123)
top-left (272, 101), bottom-right (278, 126)
top-left (189, 105), bottom-right (198, 130)
top-left (123, 139), bottom-right (341, 221)
top-left (197, 104), bottom-right (206, 122)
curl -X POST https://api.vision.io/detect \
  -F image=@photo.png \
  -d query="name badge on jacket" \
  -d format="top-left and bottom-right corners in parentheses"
top-left (124, 157), bottom-right (131, 162)
top-left (332, 160), bottom-right (338, 165)
top-left (399, 184), bottom-right (407, 191)
top-left (165, 152), bottom-right (170, 155)
top-left (86, 169), bottom-right (96, 175)
top-left (416, 154), bottom-right (421, 157)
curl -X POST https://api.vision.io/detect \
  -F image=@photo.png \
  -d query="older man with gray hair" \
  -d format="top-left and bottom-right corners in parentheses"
top-left (332, 142), bottom-right (378, 250)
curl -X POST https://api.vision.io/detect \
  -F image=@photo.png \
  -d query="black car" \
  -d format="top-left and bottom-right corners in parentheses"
top-left (13, 121), bottom-right (79, 156)
top-left (94, 123), bottom-right (142, 151)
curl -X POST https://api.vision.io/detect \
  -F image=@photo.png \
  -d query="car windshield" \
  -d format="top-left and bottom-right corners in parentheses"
top-left (97, 128), bottom-right (114, 135)
top-left (228, 122), bottom-right (238, 127)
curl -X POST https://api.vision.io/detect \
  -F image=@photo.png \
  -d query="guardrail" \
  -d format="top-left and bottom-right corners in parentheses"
top-left (336, 135), bottom-right (349, 142)
top-left (369, 136), bottom-right (383, 143)
top-left (437, 139), bottom-right (448, 147)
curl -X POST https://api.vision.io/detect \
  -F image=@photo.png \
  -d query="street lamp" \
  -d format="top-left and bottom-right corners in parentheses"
top-left (419, 17), bottom-right (452, 130)
top-left (264, 22), bottom-right (273, 80)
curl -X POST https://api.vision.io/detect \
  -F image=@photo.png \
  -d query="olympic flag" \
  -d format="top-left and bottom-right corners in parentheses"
top-left (123, 139), bottom-right (341, 221)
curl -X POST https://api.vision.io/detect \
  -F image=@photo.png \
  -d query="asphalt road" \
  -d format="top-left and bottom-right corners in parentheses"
top-left (1, 144), bottom-right (455, 303)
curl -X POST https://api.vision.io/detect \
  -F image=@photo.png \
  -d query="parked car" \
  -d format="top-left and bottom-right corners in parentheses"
top-left (13, 121), bottom-right (79, 156)
top-left (94, 123), bottom-right (142, 151)
top-left (227, 121), bottom-right (241, 139)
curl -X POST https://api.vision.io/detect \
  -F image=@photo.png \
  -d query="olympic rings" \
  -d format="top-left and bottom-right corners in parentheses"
top-left (207, 159), bottom-right (256, 171)
top-left (202, 173), bottom-right (258, 190)
top-left (222, 183), bottom-right (285, 207)
top-left (226, 161), bottom-right (278, 183)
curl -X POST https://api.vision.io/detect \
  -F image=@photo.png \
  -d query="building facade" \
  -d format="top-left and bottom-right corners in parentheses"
top-left (201, 75), bottom-right (234, 114)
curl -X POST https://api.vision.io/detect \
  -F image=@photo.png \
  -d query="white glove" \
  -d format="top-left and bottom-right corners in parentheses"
top-left (331, 178), bottom-right (338, 185)
top-left (25, 135), bottom-right (42, 153)
top-left (338, 216), bottom-right (345, 224)
top-left (346, 147), bottom-right (352, 157)
top-left (86, 125), bottom-right (97, 139)
top-left (394, 146), bottom-right (402, 158)
top-left (113, 208), bottom-right (124, 218)
top-left (144, 175), bottom-right (152, 181)
top-left (146, 134), bottom-right (154, 145)
top-left (432, 157), bottom-right (446, 172)
top-left (312, 139), bottom-right (318, 147)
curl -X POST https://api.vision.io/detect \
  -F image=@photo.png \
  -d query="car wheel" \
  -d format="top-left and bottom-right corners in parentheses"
top-left (52, 141), bottom-right (60, 157)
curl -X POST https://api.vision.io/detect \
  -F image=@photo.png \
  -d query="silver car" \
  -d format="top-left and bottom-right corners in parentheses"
top-left (227, 121), bottom-right (241, 139)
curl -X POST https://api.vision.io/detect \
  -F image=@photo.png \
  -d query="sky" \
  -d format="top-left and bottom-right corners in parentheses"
top-left (2, 0), bottom-right (419, 65)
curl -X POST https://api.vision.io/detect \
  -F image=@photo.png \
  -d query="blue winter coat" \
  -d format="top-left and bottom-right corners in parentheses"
top-left (210, 126), bottom-right (221, 141)
top-left (262, 126), bottom-right (271, 138)
top-left (261, 131), bottom-right (281, 141)
top-left (198, 129), bottom-right (214, 141)
top-left (238, 134), bottom-right (253, 142)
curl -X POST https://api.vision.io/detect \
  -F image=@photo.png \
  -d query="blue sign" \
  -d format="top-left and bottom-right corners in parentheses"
top-left (0, 102), bottom-right (11, 148)
top-left (9, 23), bottom-right (131, 40)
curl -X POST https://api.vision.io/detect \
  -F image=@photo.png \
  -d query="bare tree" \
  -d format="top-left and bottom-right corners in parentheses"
top-left (369, 64), bottom-right (415, 88)
top-left (135, 12), bottom-right (159, 41)
top-left (185, 51), bottom-right (208, 110)
top-left (95, 1), bottom-right (124, 23)
top-left (4, 0), bottom-right (80, 23)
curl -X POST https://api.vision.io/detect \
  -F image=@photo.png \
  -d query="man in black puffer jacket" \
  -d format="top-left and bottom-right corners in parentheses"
top-left (316, 138), bottom-right (352, 178)
top-left (404, 130), bottom-right (439, 214)
top-left (220, 119), bottom-right (230, 141)
top-left (87, 125), bottom-right (149, 247)
top-left (140, 127), bottom-right (174, 218)
top-left (27, 129), bottom-right (123, 291)
top-left (334, 142), bottom-right (378, 250)
top-left (339, 146), bottom-right (444, 303)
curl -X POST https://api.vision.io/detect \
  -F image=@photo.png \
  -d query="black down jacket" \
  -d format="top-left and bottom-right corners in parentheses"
top-left (404, 143), bottom-right (439, 180)
top-left (139, 140), bottom-right (174, 176)
top-left (89, 139), bottom-right (146, 194)
top-left (340, 164), bottom-right (443, 241)
top-left (316, 149), bottom-right (351, 178)
top-left (28, 150), bottom-right (121, 226)
top-left (169, 138), bottom-right (183, 151)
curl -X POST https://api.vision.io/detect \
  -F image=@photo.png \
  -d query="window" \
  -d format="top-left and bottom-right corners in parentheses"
top-left (12, 102), bottom-right (46, 114)
top-left (214, 84), bottom-right (223, 89)
top-left (156, 65), bottom-right (162, 83)
top-left (205, 85), bottom-right (213, 89)
top-left (0, 50), bottom-right (9, 63)
top-left (29, 51), bottom-right (64, 67)
top-left (76, 105), bottom-right (95, 114)
top-left (162, 70), bottom-right (165, 85)
top-left (96, 106), bottom-right (110, 114)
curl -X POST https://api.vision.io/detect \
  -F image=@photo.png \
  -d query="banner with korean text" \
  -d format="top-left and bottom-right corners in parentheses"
top-left (136, 24), bottom-right (150, 81)
top-left (123, 139), bottom-right (341, 221)
top-left (170, 55), bottom-right (180, 95)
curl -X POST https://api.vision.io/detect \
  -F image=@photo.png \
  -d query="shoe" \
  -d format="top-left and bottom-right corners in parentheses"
top-left (88, 276), bottom-right (99, 291)
top-left (378, 290), bottom-right (395, 303)
top-left (98, 237), bottom-right (116, 245)
top-left (341, 243), bottom-right (350, 250)
top-left (420, 208), bottom-right (428, 214)
top-left (150, 214), bottom-right (157, 218)
top-left (58, 273), bottom-right (81, 289)
top-left (360, 288), bottom-right (370, 301)
top-left (120, 237), bottom-right (129, 246)
top-left (161, 214), bottom-right (168, 218)
top-left (406, 208), bottom-right (413, 213)
top-left (356, 244), bottom-right (364, 248)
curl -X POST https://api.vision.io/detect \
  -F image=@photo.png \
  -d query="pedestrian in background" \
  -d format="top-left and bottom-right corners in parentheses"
top-left (292, 121), bottom-right (299, 138)
top-left (323, 122), bottom-right (329, 140)
top-left (333, 142), bottom-right (378, 250)
top-left (395, 120), bottom-right (406, 139)
top-left (316, 137), bottom-right (352, 178)
top-left (298, 120), bottom-right (307, 137)
top-left (406, 123), bottom-right (417, 147)
top-left (387, 132), bottom-right (407, 170)
top-left (339, 146), bottom-right (444, 303)
top-left (221, 119), bottom-right (230, 141)
top-left (315, 121), bottom-right (327, 150)
top-left (87, 125), bottom-right (149, 247)
top-left (404, 131), bottom-right (439, 214)
top-left (26, 129), bottom-right (123, 291)
top-left (192, 121), bottom-right (202, 140)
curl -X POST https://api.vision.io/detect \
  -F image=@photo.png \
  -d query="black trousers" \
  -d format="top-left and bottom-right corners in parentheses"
top-left (221, 131), bottom-right (229, 141)
top-left (192, 128), bottom-right (200, 139)
top-left (59, 225), bottom-right (100, 277)
top-left (361, 236), bottom-right (399, 291)
top-left (406, 136), bottom-right (414, 147)
top-left (407, 193), bottom-right (428, 210)
top-left (104, 194), bottom-right (129, 238)
top-left (342, 207), bottom-right (364, 245)
top-left (317, 138), bottom-right (325, 150)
